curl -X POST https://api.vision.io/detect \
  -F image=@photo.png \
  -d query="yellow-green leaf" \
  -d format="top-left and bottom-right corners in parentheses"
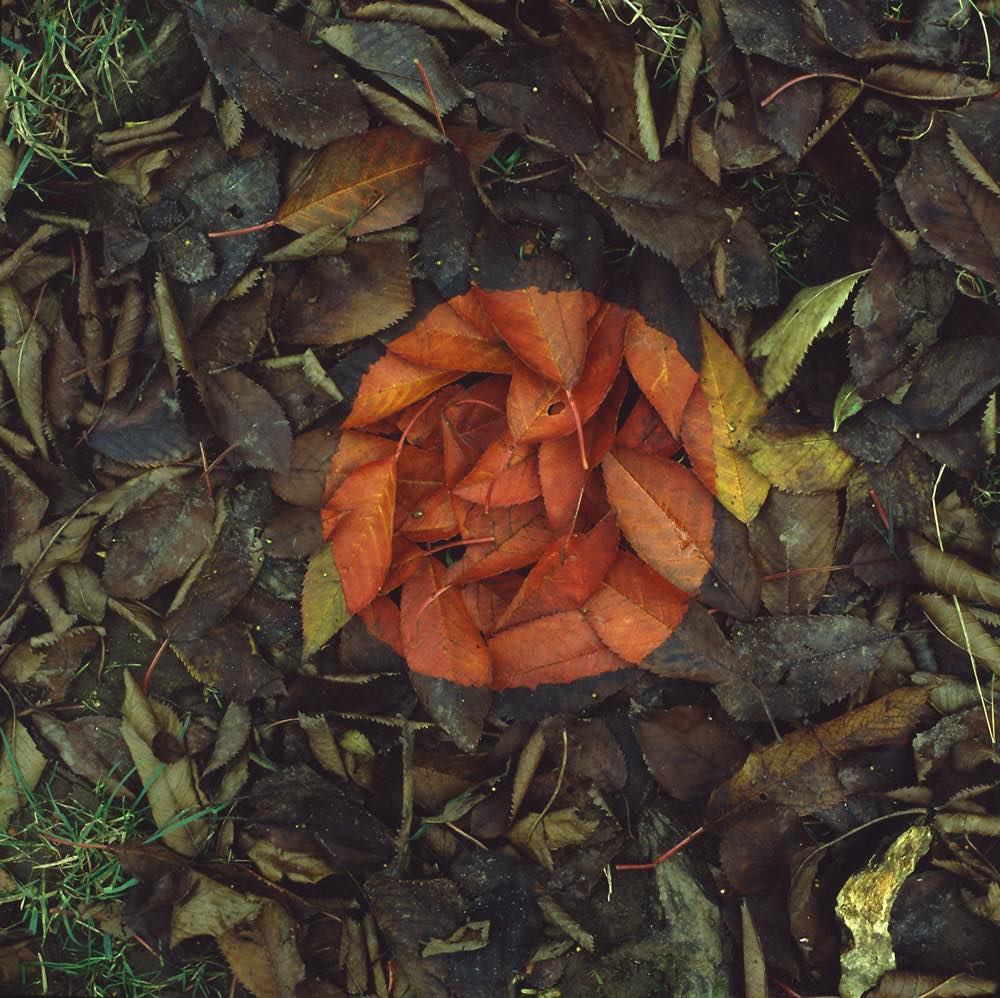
top-left (742, 425), bottom-right (855, 493)
top-left (302, 544), bottom-right (350, 660)
top-left (751, 270), bottom-right (867, 398)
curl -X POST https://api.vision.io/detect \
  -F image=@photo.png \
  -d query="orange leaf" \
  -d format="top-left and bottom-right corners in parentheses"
top-left (475, 287), bottom-right (599, 388)
top-left (446, 501), bottom-right (553, 585)
top-left (276, 127), bottom-right (438, 236)
top-left (506, 299), bottom-right (625, 445)
top-left (489, 610), bottom-right (630, 689)
top-left (388, 293), bottom-right (514, 373)
top-left (324, 430), bottom-right (395, 501)
top-left (400, 558), bottom-right (491, 687)
top-left (452, 434), bottom-right (541, 507)
top-left (602, 447), bottom-right (759, 617)
top-left (381, 535), bottom-right (424, 593)
top-left (624, 310), bottom-right (699, 437)
top-left (616, 395), bottom-right (680, 456)
top-left (343, 353), bottom-right (461, 428)
top-left (584, 551), bottom-right (690, 663)
top-left (496, 512), bottom-right (620, 630)
top-left (326, 454), bottom-right (397, 613)
top-left (680, 318), bottom-right (769, 524)
top-left (358, 596), bottom-right (404, 656)
top-left (461, 576), bottom-right (522, 634)
top-left (538, 372), bottom-right (627, 533)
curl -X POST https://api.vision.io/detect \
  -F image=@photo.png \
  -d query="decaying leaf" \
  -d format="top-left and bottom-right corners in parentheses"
top-left (119, 672), bottom-right (207, 857)
top-left (188, 0), bottom-right (367, 148)
top-left (0, 718), bottom-right (46, 829)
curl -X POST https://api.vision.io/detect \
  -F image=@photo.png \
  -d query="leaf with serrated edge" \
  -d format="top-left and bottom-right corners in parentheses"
top-left (681, 318), bottom-right (769, 522)
top-left (751, 271), bottom-right (866, 398)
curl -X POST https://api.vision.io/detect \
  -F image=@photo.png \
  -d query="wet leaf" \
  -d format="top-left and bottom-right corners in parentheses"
top-left (102, 481), bottom-right (215, 600)
top-left (188, 0), bottom-right (367, 148)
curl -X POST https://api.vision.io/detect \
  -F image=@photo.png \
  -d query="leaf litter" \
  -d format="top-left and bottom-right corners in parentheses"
top-left (0, 1), bottom-right (999, 996)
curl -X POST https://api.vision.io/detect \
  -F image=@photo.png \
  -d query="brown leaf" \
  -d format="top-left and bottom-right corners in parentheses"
top-left (749, 491), bottom-right (840, 615)
top-left (277, 127), bottom-right (437, 236)
top-left (203, 370), bottom-right (292, 473)
top-left (320, 20), bottom-right (465, 114)
top-left (102, 480), bottom-right (215, 600)
top-left (706, 687), bottom-right (931, 823)
top-left (284, 242), bottom-right (413, 346)
top-left (576, 142), bottom-right (733, 269)
top-left (720, 615), bottom-right (892, 723)
top-left (187, 0), bottom-right (367, 148)
top-left (913, 593), bottom-right (1000, 675)
top-left (634, 705), bottom-right (747, 801)
top-left (897, 127), bottom-right (1000, 288)
top-left (217, 900), bottom-right (306, 998)
top-left (908, 533), bottom-right (1000, 608)
top-left (269, 426), bottom-right (341, 509)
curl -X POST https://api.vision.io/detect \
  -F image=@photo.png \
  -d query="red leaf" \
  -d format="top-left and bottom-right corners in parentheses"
top-left (400, 558), bottom-right (491, 687)
top-left (624, 311), bottom-right (699, 437)
top-left (446, 501), bottom-right (553, 585)
top-left (584, 551), bottom-right (690, 663)
top-left (388, 292), bottom-right (514, 373)
top-left (343, 353), bottom-right (462, 428)
top-left (382, 535), bottom-right (425, 593)
top-left (474, 287), bottom-right (599, 388)
top-left (496, 512), bottom-right (620, 630)
top-left (451, 434), bottom-right (541, 507)
top-left (326, 454), bottom-right (397, 613)
top-left (616, 395), bottom-right (681, 456)
top-left (601, 447), bottom-right (759, 617)
top-left (489, 610), bottom-right (629, 689)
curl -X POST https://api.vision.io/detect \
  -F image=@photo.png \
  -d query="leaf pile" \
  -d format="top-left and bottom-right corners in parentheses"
top-left (1, 0), bottom-right (1000, 996)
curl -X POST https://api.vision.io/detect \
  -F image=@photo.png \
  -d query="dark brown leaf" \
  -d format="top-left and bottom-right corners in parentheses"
top-left (187, 0), bottom-right (367, 148)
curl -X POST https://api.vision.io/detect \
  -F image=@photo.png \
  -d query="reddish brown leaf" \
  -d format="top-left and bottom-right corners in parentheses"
top-left (342, 353), bottom-right (462, 429)
top-left (474, 287), bottom-right (600, 389)
top-left (461, 576), bottom-right (522, 634)
top-left (602, 447), bottom-right (760, 617)
top-left (325, 455), bottom-right (397, 613)
top-left (496, 513), bottom-right (620, 630)
top-left (583, 550), bottom-right (690, 663)
top-left (276, 127), bottom-right (438, 236)
top-left (506, 299), bottom-right (625, 446)
top-left (537, 372), bottom-right (627, 533)
top-left (489, 610), bottom-right (630, 690)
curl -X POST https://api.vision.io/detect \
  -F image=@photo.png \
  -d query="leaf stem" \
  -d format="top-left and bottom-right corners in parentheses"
top-left (616, 824), bottom-right (705, 871)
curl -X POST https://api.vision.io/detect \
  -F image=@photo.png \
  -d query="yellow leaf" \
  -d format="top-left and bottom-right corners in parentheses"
top-left (681, 318), bottom-right (770, 523)
top-left (742, 424), bottom-right (855, 493)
